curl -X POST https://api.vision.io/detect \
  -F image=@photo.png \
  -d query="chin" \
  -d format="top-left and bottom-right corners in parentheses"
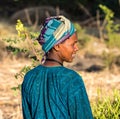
top-left (63, 57), bottom-right (73, 63)
top-left (66, 59), bottom-right (73, 63)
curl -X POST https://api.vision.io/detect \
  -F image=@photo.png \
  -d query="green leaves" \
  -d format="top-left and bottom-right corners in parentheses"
top-left (9, 20), bottom-right (42, 95)
top-left (99, 4), bottom-right (120, 49)
top-left (99, 4), bottom-right (120, 34)
top-left (11, 84), bottom-right (21, 91)
top-left (99, 4), bottom-right (114, 21)
top-left (15, 66), bottom-right (31, 78)
top-left (92, 90), bottom-right (120, 119)
top-left (99, 4), bottom-right (114, 34)
top-left (16, 19), bottom-right (39, 39)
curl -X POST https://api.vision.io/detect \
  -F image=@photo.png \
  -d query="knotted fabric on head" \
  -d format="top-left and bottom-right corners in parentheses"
top-left (37, 15), bottom-right (76, 53)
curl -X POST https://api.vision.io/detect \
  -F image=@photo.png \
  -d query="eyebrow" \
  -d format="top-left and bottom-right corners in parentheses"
top-left (74, 40), bottom-right (78, 43)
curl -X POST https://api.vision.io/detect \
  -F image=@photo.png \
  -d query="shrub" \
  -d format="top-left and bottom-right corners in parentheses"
top-left (99, 4), bottom-right (120, 49)
top-left (92, 90), bottom-right (120, 119)
top-left (105, 33), bottom-right (120, 49)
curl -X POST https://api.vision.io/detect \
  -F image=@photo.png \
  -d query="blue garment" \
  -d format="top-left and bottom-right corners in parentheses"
top-left (22, 65), bottom-right (93, 119)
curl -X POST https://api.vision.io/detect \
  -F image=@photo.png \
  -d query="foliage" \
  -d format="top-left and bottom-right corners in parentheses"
top-left (16, 19), bottom-right (39, 39)
top-left (9, 20), bottom-right (42, 92)
top-left (99, 4), bottom-right (120, 49)
top-left (16, 19), bottom-right (27, 38)
top-left (74, 23), bottom-right (90, 48)
top-left (99, 4), bottom-right (120, 34)
top-left (92, 90), bottom-right (120, 119)
top-left (15, 19), bottom-right (42, 60)
top-left (105, 33), bottom-right (120, 49)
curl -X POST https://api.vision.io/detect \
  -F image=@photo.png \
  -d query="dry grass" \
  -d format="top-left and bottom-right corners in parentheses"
top-left (0, 58), bottom-right (31, 119)
top-left (0, 20), bottom-right (17, 39)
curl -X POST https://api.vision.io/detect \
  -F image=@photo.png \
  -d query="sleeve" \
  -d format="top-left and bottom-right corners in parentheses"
top-left (67, 72), bottom-right (93, 119)
top-left (21, 86), bottom-right (32, 119)
top-left (21, 70), bottom-right (41, 119)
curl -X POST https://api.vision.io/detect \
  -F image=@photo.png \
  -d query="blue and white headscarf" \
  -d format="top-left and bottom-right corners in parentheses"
top-left (37, 15), bottom-right (76, 53)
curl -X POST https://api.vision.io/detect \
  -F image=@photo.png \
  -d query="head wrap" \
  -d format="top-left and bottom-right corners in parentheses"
top-left (37, 15), bottom-right (76, 53)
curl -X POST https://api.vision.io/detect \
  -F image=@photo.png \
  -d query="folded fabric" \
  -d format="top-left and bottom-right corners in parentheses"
top-left (37, 15), bottom-right (76, 53)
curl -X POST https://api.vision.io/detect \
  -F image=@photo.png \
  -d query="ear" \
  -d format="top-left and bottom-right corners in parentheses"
top-left (53, 44), bottom-right (61, 51)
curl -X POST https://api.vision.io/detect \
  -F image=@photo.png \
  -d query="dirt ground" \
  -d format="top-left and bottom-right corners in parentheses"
top-left (0, 57), bottom-right (120, 119)
top-left (0, 58), bottom-right (32, 119)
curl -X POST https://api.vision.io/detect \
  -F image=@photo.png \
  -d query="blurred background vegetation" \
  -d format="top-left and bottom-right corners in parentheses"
top-left (0, 0), bottom-right (120, 20)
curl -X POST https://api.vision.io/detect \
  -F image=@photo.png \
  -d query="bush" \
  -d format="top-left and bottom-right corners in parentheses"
top-left (99, 4), bottom-right (120, 49)
top-left (105, 33), bottom-right (120, 49)
top-left (92, 90), bottom-right (120, 119)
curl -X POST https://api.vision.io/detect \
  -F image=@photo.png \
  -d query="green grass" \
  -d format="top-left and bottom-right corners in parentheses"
top-left (92, 90), bottom-right (120, 119)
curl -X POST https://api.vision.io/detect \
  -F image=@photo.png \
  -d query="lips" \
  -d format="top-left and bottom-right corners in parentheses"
top-left (72, 53), bottom-right (76, 58)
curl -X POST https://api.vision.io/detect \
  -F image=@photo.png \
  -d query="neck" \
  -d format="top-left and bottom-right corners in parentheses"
top-left (44, 49), bottom-right (63, 66)
top-left (46, 58), bottom-right (63, 66)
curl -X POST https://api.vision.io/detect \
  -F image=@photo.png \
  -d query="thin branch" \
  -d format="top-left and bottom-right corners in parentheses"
top-left (56, 6), bottom-right (60, 15)
top-left (25, 33), bottom-right (41, 61)
top-left (45, 10), bottom-right (50, 17)
top-left (78, 3), bottom-right (92, 17)
top-left (96, 10), bottom-right (104, 41)
top-left (33, 8), bottom-right (39, 28)
top-left (24, 8), bottom-right (32, 26)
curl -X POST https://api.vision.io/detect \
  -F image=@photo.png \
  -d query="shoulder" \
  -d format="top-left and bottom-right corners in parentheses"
top-left (59, 67), bottom-right (84, 88)
top-left (65, 69), bottom-right (86, 98)
top-left (59, 67), bottom-right (86, 98)
top-left (64, 67), bottom-right (85, 88)
top-left (62, 67), bottom-right (83, 81)
top-left (22, 65), bottom-right (40, 89)
top-left (23, 65), bottom-right (39, 79)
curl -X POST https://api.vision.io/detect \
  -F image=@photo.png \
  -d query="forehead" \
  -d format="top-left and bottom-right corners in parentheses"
top-left (65, 33), bottom-right (78, 43)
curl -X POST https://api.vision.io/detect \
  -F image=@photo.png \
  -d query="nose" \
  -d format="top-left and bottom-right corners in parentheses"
top-left (74, 44), bottom-right (79, 52)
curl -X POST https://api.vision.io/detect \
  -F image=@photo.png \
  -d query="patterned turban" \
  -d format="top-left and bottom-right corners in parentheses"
top-left (37, 15), bottom-right (76, 53)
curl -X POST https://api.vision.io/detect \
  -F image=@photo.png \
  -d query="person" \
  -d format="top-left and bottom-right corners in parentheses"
top-left (21, 15), bottom-right (93, 119)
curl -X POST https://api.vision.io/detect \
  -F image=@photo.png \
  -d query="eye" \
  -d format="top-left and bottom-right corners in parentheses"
top-left (70, 43), bottom-right (74, 47)
top-left (73, 41), bottom-right (77, 46)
